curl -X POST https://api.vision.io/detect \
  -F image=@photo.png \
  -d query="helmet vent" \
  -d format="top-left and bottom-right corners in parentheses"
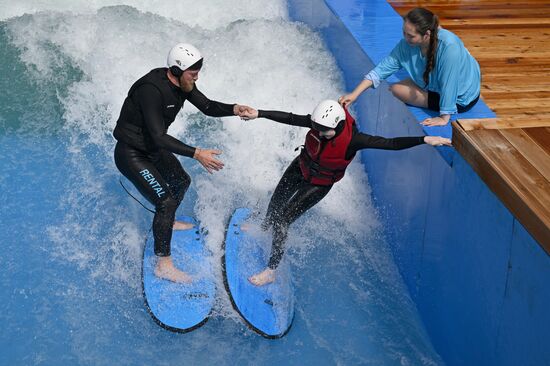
top-left (311, 99), bottom-right (344, 128)
top-left (322, 106), bottom-right (333, 119)
top-left (168, 43), bottom-right (202, 70)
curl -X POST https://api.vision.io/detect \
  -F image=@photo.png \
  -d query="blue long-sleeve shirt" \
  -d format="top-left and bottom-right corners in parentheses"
top-left (366, 28), bottom-right (481, 115)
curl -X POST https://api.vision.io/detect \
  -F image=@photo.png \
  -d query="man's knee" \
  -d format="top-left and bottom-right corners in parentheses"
top-left (171, 174), bottom-right (190, 203)
top-left (182, 172), bottom-right (191, 190)
top-left (156, 195), bottom-right (179, 215)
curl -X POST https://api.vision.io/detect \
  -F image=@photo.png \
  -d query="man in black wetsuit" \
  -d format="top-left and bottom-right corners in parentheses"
top-left (239, 100), bottom-right (451, 286)
top-left (114, 43), bottom-right (251, 283)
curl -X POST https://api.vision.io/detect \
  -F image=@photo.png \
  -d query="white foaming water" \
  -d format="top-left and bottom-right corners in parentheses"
top-left (6, 0), bottom-right (384, 298)
top-left (0, 0), bottom-right (287, 29)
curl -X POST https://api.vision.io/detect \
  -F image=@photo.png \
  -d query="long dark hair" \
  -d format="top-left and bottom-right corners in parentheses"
top-left (404, 8), bottom-right (439, 87)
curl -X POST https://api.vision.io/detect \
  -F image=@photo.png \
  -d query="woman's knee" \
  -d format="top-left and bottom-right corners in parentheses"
top-left (390, 83), bottom-right (407, 100)
top-left (390, 81), bottom-right (427, 107)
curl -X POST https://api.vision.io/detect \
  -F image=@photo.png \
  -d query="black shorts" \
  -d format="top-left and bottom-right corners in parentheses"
top-left (427, 91), bottom-right (480, 113)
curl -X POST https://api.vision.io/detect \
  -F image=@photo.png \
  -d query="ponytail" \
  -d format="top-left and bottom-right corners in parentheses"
top-left (404, 8), bottom-right (439, 87)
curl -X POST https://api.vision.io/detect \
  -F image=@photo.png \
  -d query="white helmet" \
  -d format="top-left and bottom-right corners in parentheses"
top-left (311, 99), bottom-right (346, 129)
top-left (167, 43), bottom-right (203, 74)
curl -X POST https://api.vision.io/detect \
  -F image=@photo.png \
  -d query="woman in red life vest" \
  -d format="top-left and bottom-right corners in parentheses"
top-left (240, 100), bottom-right (451, 286)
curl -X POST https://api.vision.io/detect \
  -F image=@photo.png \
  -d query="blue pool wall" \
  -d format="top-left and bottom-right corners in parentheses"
top-left (287, 1), bottom-right (550, 365)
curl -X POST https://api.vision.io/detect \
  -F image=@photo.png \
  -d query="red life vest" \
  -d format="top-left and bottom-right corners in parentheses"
top-left (298, 108), bottom-right (356, 186)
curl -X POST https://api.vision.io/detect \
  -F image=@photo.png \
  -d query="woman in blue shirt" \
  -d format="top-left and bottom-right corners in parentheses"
top-left (339, 7), bottom-right (481, 126)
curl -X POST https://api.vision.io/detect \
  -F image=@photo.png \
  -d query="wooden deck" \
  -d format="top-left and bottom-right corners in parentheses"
top-left (389, 1), bottom-right (550, 252)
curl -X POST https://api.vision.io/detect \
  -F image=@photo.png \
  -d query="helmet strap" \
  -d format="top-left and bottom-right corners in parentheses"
top-left (169, 66), bottom-right (183, 78)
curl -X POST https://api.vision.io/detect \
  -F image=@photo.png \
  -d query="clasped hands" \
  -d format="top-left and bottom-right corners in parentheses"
top-left (234, 104), bottom-right (258, 120)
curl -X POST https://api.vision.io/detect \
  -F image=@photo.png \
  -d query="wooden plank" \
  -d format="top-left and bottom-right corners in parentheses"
top-left (391, 2), bottom-right (550, 9)
top-left (482, 79), bottom-right (550, 93)
top-left (470, 44), bottom-right (550, 55)
top-left (459, 34), bottom-right (550, 48)
top-left (392, 0), bottom-right (550, 4)
top-left (482, 73), bottom-right (550, 83)
top-left (482, 89), bottom-right (550, 97)
top-left (442, 18), bottom-right (550, 28)
top-left (500, 128), bottom-right (550, 182)
top-left (453, 125), bottom-right (550, 250)
top-left (464, 114), bottom-right (550, 124)
top-left (469, 47), bottom-right (550, 58)
top-left (453, 28), bottom-right (550, 38)
top-left (452, 123), bottom-right (550, 251)
top-left (458, 118), bottom-right (550, 131)
top-left (483, 98), bottom-right (550, 110)
top-left (466, 130), bottom-right (550, 213)
top-left (488, 108), bottom-right (550, 117)
top-left (524, 127), bottom-right (550, 155)
top-left (393, 6), bottom-right (550, 19)
top-left (478, 66), bottom-right (550, 75)
top-left (488, 109), bottom-right (550, 118)
top-left (475, 56), bottom-right (550, 69)
top-left (465, 44), bottom-right (550, 55)
top-left (481, 91), bottom-right (550, 99)
top-left (443, 19), bottom-right (550, 26)
top-left (459, 34), bottom-right (550, 46)
top-left (471, 47), bottom-right (550, 56)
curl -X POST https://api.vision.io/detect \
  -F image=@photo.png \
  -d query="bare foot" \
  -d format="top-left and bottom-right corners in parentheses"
top-left (155, 256), bottom-right (192, 283)
top-left (173, 221), bottom-right (194, 230)
top-left (248, 268), bottom-right (275, 286)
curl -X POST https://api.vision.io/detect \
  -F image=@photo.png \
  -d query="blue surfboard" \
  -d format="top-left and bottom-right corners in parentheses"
top-left (223, 207), bottom-right (294, 338)
top-left (142, 215), bottom-right (215, 333)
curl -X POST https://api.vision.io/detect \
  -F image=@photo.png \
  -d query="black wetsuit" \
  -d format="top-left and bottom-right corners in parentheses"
top-left (258, 110), bottom-right (426, 269)
top-left (113, 68), bottom-right (235, 256)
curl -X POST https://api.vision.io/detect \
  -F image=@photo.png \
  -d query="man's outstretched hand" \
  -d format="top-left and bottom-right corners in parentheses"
top-left (194, 148), bottom-right (224, 174)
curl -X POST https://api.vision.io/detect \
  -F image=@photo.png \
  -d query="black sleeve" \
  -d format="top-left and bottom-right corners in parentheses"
top-left (136, 84), bottom-right (196, 158)
top-left (187, 86), bottom-right (235, 117)
top-left (347, 127), bottom-right (425, 156)
top-left (257, 110), bottom-right (312, 128)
